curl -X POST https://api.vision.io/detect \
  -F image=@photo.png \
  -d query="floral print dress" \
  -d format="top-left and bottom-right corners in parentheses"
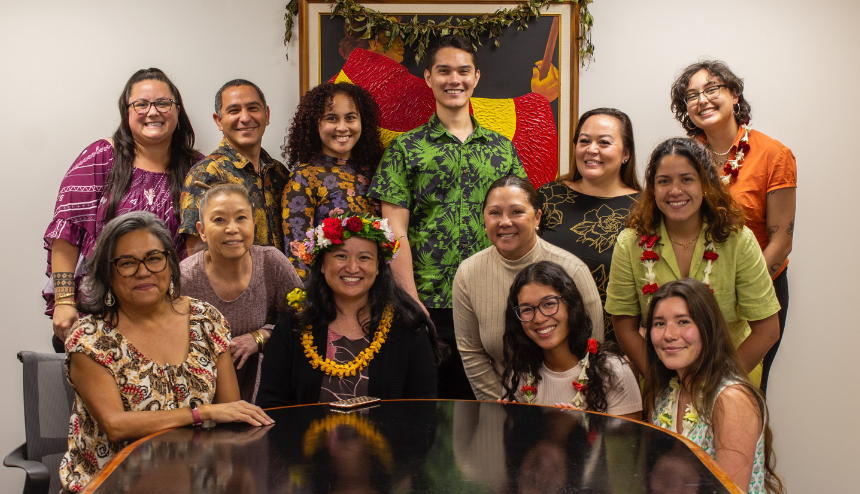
top-left (59, 299), bottom-right (231, 493)
top-left (282, 154), bottom-right (379, 278)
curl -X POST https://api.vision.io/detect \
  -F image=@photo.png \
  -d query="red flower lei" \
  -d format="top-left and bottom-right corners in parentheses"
top-left (640, 236), bottom-right (719, 299)
top-left (518, 338), bottom-right (599, 408)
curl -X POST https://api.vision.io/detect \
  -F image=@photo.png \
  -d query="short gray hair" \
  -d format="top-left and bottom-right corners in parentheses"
top-left (79, 212), bottom-right (181, 323)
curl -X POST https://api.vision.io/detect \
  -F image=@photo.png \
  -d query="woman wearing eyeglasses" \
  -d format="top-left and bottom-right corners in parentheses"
top-left (500, 261), bottom-right (641, 418)
top-left (59, 212), bottom-right (271, 494)
top-left (453, 176), bottom-right (604, 401)
top-left (670, 61), bottom-right (796, 393)
top-left (43, 68), bottom-right (202, 353)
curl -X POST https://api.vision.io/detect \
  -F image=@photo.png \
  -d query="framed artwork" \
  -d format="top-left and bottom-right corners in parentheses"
top-left (299, 0), bottom-right (579, 179)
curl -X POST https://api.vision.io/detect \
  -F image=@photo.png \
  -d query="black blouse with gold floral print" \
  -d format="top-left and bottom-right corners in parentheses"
top-left (538, 181), bottom-right (639, 341)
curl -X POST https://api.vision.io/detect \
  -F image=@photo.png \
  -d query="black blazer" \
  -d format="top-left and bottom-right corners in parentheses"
top-left (256, 313), bottom-right (437, 408)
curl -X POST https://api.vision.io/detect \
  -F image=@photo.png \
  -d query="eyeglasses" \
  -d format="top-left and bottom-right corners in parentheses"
top-left (513, 296), bottom-right (562, 322)
top-left (127, 98), bottom-right (178, 115)
top-left (110, 251), bottom-right (169, 277)
top-left (683, 85), bottom-right (726, 106)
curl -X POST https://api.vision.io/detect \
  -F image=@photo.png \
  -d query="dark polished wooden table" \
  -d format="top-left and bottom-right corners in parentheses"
top-left (82, 400), bottom-right (738, 493)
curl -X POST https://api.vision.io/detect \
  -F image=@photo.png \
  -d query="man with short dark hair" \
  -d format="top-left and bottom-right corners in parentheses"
top-left (180, 80), bottom-right (289, 251)
top-left (369, 36), bottom-right (527, 399)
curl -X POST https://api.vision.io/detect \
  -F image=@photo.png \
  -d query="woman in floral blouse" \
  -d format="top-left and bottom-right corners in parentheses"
top-left (643, 279), bottom-right (782, 494)
top-left (281, 83), bottom-right (384, 278)
top-left (60, 212), bottom-right (271, 493)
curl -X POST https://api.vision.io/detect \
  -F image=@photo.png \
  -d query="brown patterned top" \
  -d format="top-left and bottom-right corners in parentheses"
top-left (59, 299), bottom-right (231, 493)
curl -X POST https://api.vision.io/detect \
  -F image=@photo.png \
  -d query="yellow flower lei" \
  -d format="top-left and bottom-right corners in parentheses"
top-left (301, 305), bottom-right (393, 378)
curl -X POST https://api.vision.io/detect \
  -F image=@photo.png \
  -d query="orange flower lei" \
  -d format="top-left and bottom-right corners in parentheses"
top-left (301, 305), bottom-right (394, 377)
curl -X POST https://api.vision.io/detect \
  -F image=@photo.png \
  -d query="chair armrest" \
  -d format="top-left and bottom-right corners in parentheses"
top-left (4, 443), bottom-right (50, 493)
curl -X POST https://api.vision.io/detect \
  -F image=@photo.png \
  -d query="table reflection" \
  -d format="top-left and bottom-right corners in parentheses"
top-left (89, 401), bottom-right (733, 494)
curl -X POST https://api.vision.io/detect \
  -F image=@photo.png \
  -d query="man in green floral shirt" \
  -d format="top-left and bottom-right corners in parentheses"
top-left (180, 79), bottom-right (289, 251)
top-left (369, 36), bottom-right (526, 399)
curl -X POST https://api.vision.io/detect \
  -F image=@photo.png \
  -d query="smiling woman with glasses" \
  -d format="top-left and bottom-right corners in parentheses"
top-left (499, 261), bottom-right (641, 418)
top-left (59, 211), bottom-right (271, 494)
top-left (43, 68), bottom-right (203, 354)
top-left (670, 61), bottom-right (796, 395)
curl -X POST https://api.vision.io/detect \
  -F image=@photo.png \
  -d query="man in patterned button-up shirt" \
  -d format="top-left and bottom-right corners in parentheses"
top-left (369, 36), bottom-right (526, 399)
top-left (180, 79), bottom-right (289, 251)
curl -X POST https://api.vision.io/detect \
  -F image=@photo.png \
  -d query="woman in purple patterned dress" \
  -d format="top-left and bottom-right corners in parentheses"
top-left (44, 68), bottom-right (201, 352)
top-left (281, 83), bottom-right (384, 279)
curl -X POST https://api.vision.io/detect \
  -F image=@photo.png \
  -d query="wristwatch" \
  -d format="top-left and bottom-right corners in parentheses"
top-left (190, 402), bottom-right (203, 427)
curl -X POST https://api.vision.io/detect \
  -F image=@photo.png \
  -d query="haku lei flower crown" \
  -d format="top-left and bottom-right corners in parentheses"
top-left (301, 305), bottom-right (393, 378)
top-left (656, 377), bottom-right (699, 437)
top-left (640, 234), bottom-right (718, 303)
top-left (289, 210), bottom-right (400, 267)
top-left (520, 338), bottom-right (598, 408)
top-left (720, 122), bottom-right (751, 184)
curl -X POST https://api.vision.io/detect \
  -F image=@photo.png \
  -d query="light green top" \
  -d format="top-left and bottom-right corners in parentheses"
top-left (605, 221), bottom-right (780, 353)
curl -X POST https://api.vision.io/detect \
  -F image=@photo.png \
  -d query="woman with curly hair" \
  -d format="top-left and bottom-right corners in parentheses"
top-left (670, 61), bottom-right (796, 394)
top-left (605, 138), bottom-right (780, 387)
top-left (281, 82), bottom-right (384, 278)
top-left (501, 261), bottom-right (641, 419)
top-left (644, 279), bottom-right (783, 493)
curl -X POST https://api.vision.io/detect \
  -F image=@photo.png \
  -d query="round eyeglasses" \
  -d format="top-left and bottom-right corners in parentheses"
top-left (684, 84), bottom-right (726, 106)
top-left (513, 296), bottom-right (562, 322)
top-left (127, 98), bottom-right (178, 115)
top-left (110, 251), bottom-right (169, 277)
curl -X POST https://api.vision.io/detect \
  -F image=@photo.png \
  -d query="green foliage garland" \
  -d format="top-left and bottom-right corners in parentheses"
top-left (284, 0), bottom-right (596, 66)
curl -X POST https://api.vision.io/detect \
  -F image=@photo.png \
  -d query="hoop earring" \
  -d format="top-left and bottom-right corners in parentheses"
top-left (733, 103), bottom-right (740, 116)
top-left (169, 279), bottom-right (176, 297)
top-left (683, 114), bottom-right (697, 131)
top-left (105, 288), bottom-right (115, 307)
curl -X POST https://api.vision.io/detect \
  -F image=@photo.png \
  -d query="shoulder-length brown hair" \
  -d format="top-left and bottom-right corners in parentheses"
top-left (670, 60), bottom-right (752, 138)
top-left (625, 138), bottom-right (744, 243)
top-left (560, 108), bottom-right (641, 192)
top-left (643, 279), bottom-right (783, 494)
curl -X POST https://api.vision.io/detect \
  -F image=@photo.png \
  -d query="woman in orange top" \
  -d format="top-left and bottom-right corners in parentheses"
top-left (670, 61), bottom-right (796, 393)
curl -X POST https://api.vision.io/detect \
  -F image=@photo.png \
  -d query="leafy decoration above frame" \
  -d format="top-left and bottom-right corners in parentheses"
top-left (284, 0), bottom-right (595, 66)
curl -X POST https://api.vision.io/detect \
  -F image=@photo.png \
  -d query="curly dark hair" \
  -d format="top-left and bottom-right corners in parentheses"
top-left (105, 68), bottom-right (198, 225)
top-left (562, 108), bottom-right (642, 191)
top-left (643, 279), bottom-right (783, 494)
top-left (282, 83), bottom-right (384, 173)
top-left (294, 241), bottom-right (444, 364)
top-left (501, 261), bottom-right (622, 412)
top-left (626, 137), bottom-right (745, 243)
top-left (670, 60), bottom-right (752, 138)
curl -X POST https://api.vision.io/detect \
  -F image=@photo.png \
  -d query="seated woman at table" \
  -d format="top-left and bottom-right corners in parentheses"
top-left (644, 279), bottom-right (782, 493)
top-left (453, 175), bottom-right (603, 401)
top-left (60, 212), bottom-right (270, 494)
top-left (605, 138), bottom-right (780, 387)
top-left (180, 184), bottom-right (303, 403)
top-left (501, 261), bottom-right (641, 419)
top-left (44, 67), bottom-right (202, 353)
top-left (281, 82), bottom-right (384, 279)
top-left (256, 212), bottom-right (439, 407)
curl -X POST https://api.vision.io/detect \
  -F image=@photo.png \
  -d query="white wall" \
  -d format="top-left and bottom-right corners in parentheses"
top-left (1, 0), bottom-right (857, 491)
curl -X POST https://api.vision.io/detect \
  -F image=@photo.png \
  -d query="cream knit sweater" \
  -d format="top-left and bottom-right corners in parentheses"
top-left (453, 237), bottom-right (604, 400)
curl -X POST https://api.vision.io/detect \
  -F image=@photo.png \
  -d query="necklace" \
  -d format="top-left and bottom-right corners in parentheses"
top-left (640, 234), bottom-right (719, 303)
top-left (301, 305), bottom-right (393, 377)
top-left (719, 122), bottom-right (751, 184)
top-left (668, 235), bottom-right (697, 250)
top-left (520, 339), bottom-right (598, 407)
top-left (655, 378), bottom-right (699, 437)
top-left (709, 144), bottom-right (733, 156)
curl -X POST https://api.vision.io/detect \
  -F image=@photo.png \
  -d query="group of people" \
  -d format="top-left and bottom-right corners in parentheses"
top-left (43, 34), bottom-right (793, 494)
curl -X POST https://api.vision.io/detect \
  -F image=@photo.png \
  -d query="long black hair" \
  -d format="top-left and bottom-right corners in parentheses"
top-left (295, 242), bottom-right (444, 364)
top-left (501, 261), bottom-right (621, 412)
top-left (104, 68), bottom-right (198, 225)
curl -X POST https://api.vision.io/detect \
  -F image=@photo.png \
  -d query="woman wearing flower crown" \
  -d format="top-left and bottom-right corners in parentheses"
top-left (605, 138), bottom-right (780, 387)
top-left (501, 261), bottom-right (641, 419)
top-left (281, 83), bottom-right (384, 279)
top-left (644, 278), bottom-right (783, 493)
top-left (670, 61), bottom-right (796, 394)
top-left (256, 212), bottom-right (439, 406)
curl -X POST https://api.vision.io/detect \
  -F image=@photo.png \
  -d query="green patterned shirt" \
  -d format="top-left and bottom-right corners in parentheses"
top-left (180, 139), bottom-right (289, 250)
top-left (369, 114), bottom-right (526, 309)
